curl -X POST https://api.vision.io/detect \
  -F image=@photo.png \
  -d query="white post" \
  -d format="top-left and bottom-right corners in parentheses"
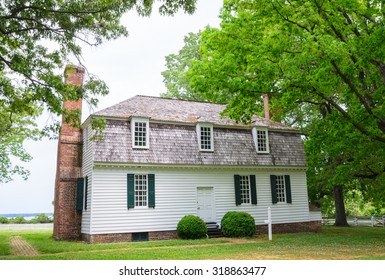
top-left (264, 207), bottom-right (272, 241)
top-left (371, 216), bottom-right (374, 227)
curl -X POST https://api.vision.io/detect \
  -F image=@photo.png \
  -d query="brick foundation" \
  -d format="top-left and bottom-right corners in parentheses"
top-left (83, 230), bottom-right (178, 244)
top-left (149, 230), bottom-right (178, 241)
top-left (255, 221), bottom-right (322, 235)
top-left (81, 221), bottom-right (320, 243)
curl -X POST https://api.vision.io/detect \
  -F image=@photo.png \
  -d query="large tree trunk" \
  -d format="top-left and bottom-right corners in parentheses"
top-left (333, 185), bottom-right (349, 226)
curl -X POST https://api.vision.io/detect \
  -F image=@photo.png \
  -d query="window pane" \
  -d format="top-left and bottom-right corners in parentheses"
top-left (276, 175), bottom-right (286, 203)
top-left (257, 130), bottom-right (267, 152)
top-left (134, 122), bottom-right (147, 147)
top-left (240, 175), bottom-right (250, 204)
top-left (134, 174), bottom-right (148, 207)
top-left (200, 126), bottom-right (212, 150)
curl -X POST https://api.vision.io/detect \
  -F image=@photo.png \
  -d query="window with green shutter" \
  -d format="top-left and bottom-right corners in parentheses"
top-left (250, 175), bottom-right (257, 205)
top-left (84, 176), bottom-right (89, 210)
top-left (270, 175), bottom-right (292, 204)
top-left (127, 174), bottom-right (135, 209)
top-left (76, 177), bottom-right (84, 211)
top-left (270, 175), bottom-right (278, 204)
top-left (127, 173), bottom-right (155, 209)
top-left (148, 174), bottom-right (155, 208)
top-left (285, 175), bottom-right (292, 204)
top-left (234, 175), bottom-right (241, 205)
top-left (234, 174), bottom-right (257, 205)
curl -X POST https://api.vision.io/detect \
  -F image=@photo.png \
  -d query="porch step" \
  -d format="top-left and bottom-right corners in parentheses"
top-left (205, 222), bottom-right (223, 238)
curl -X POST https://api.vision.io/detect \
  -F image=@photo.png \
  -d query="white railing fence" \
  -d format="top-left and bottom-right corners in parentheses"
top-left (322, 215), bottom-right (385, 227)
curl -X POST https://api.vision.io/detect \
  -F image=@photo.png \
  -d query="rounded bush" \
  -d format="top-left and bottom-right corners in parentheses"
top-left (0, 216), bottom-right (9, 224)
top-left (11, 216), bottom-right (27, 224)
top-left (177, 215), bottom-right (207, 239)
top-left (221, 211), bottom-right (256, 237)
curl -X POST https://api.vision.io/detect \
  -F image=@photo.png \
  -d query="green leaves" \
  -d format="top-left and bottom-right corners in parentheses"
top-left (161, 31), bottom-right (204, 101)
top-left (0, 0), bottom-right (197, 182)
top-left (163, 0), bottom-right (385, 211)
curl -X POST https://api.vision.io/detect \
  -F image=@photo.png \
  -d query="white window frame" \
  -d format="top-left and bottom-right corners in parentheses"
top-left (275, 175), bottom-right (287, 203)
top-left (239, 175), bottom-right (251, 205)
top-left (134, 174), bottom-right (148, 208)
top-left (131, 117), bottom-right (150, 149)
top-left (196, 123), bottom-right (214, 152)
top-left (252, 127), bottom-right (269, 154)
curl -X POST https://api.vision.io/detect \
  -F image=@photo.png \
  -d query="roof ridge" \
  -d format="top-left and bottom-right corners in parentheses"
top-left (92, 94), bottom-right (298, 132)
top-left (135, 94), bottom-right (226, 106)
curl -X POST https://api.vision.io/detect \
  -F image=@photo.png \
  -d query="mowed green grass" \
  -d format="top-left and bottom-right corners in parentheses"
top-left (0, 226), bottom-right (384, 260)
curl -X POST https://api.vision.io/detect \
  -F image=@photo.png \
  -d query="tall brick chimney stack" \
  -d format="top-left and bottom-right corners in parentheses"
top-left (53, 65), bottom-right (85, 240)
top-left (263, 94), bottom-right (271, 120)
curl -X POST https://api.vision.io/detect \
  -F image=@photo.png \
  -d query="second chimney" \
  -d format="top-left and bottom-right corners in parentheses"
top-left (263, 94), bottom-right (271, 120)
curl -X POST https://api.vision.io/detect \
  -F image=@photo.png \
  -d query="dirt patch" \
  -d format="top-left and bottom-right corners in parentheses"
top-left (10, 236), bottom-right (39, 257)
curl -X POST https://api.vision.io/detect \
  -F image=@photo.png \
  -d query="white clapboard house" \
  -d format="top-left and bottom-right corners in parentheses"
top-left (76, 95), bottom-right (321, 243)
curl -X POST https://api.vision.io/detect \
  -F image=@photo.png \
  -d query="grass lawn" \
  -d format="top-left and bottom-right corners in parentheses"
top-left (0, 226), bottom-right (384, 260)
top-left (0, 234), bottom-right (10, 256)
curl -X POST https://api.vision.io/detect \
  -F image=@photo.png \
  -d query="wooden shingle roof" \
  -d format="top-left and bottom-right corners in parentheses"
top-left (94, 95), bottom-right (297, 131)
top-left (91, 95), bottom-right (306, 167)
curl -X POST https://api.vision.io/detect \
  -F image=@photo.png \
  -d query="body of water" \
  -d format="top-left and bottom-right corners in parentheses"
top-left (0, 213), bottom-right (53, 220)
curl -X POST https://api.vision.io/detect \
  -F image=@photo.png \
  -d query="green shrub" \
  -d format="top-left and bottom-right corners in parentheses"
top-left (10, 216), bottom-right (27, 224)
top-left (177, 215), bottom-right (207, 239)
top-left (30, 213), bottom-right (52, 224)
top-left (0, 217), bottom-right (9, 224)
top-left (221, 211), bottom-right (256, 237)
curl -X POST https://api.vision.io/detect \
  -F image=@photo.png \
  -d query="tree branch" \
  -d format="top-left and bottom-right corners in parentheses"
top-left (330, 60), bottom-right (373, 114)
top-left (313, 89), bottom-right (385, 143)
top-left (271, 2), bottom-right (313, 34)
top-left (355, 166), bottom-right (385, 179)
top-left (2, 4), bottom-right (109, 20)
top-left (339, 9), bottom-right (361, 37)
top-left (369, 59), bottom-right (385, 84)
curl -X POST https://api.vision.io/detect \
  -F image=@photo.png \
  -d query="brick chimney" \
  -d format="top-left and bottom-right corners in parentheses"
top-left (263, 93), bottom-right (281, 121)
top-left (53, 65), bottom-right (85, 240)
top-left (263, 94), bottom-right (271, 120)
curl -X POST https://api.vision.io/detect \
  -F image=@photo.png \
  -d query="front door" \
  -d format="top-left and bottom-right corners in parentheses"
top-left (197, 187), bottom-right (215, 222)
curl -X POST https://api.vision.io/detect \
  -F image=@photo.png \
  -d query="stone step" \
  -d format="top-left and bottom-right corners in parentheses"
top-left (205, 222), bottom-right (223, 238)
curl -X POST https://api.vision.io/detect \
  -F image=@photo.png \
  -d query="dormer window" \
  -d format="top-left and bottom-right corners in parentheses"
top-left (131, 117), bottom-right (149, 149)
top-left (196, 123), bottom-right (214, 151)
top-left (252, 127), bottom-right (269, 153)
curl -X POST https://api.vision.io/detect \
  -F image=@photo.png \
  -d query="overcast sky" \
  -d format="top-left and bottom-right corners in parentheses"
top-left (0, 0), bottom-right (223, 214)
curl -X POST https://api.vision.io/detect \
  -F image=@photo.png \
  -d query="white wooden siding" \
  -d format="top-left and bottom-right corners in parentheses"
top-left (309, 210), bottom-right (322, 221)
top-left (87, 167), bottom-right (312, 235)
top-left (81, 126), bottom-right (94, 234)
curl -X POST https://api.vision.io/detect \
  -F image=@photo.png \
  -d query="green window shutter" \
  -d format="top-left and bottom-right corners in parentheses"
top-left (127, 174), bottom-right (135, 209)
top-left (270, 175), bottom-right (278, 204)
top-left (250, 175), bottom-right (257, 205)
top-left (285, 175), bottom-right (292, 203)
top-left (234, 175), bottom-right (241, 206)
top-left (84, 176), bottom-right (89, 210)
top-left (148, 174), bottom-right (155, 208)
top-left (76, 177), bottom-right (84, 211)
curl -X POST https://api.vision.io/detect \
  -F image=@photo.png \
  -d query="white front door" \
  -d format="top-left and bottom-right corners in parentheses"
top-left (197, 187), bottom-right (215, 222)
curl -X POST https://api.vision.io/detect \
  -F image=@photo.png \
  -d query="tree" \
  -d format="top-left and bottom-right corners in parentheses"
top-left (161, 31), bottom-right (205, 101)
top-left (0, 0), bottom-right (197, 182)
top-left (180, 0), bottom-right (385, 225)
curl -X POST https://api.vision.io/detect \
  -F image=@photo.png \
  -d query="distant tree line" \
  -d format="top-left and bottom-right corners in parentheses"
top-left (0, 213), bottom-right (52, 224)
